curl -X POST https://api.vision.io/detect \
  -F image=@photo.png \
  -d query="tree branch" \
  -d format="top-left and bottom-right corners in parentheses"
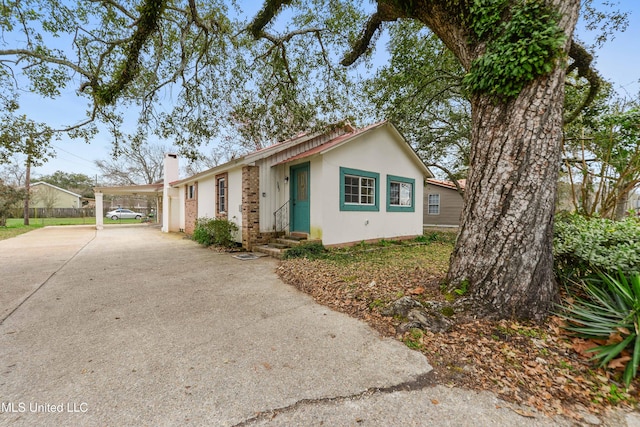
top-left (564, 40), bottom-right (602, 124)
top-left (248, 0), bottom-right (294, 39)
top-left (425, 162), bottom-right (465, 196)
top-left (0, 49), bottom-right (92, 79)
top-left (340, 12), bottom-right (384, 66)
top-left (90, 0), bottom-right (136, 20)
top-left (90, 0), bottom-right (167, 105)
top-left (341, 2), bottom-right (410, 67)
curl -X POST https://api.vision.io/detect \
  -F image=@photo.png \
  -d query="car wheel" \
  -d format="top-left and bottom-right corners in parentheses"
top-left (111, 215), bottom-right (119, 220)
top-left (135, 215), bottom-right (141, 220)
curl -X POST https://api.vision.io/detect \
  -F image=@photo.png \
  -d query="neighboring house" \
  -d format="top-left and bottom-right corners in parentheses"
top-left (629, 190), bottom-right (640, 212)
top-left (423, 179), bottom-right (466, 227)
top-left (165, 121), bottom-right (433, 249)
top-left (30, 181), bottom-right (82, 209)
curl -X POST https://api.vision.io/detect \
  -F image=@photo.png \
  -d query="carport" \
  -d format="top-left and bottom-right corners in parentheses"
top-left (93, 154), bottom-right (180, 232)
top-left (93, 184), bottom-right (163, 229)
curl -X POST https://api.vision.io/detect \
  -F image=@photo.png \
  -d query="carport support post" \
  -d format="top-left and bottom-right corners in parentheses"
top-left (95, 191), bottom-right (104, 230)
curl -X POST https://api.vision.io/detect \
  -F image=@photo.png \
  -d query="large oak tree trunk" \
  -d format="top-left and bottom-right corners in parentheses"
top-left (446, 73), bottom-right (563, 320)
top-left (443, 0), bottom-right (581, 321)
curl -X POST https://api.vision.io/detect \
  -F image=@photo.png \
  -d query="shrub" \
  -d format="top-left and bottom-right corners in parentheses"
top-left (553, 213), bottom-right (640, 281)
top-left (283, 242), bottom-right (327, 260)
top-left (192, 217), bottom-right (239, 248)
top-left (558, 270), bottom-right (640, 388)
top-left (414, 231), bottom-right (457, 245)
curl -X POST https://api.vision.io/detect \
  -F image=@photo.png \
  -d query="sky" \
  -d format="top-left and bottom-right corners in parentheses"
top-left (11, 1), bottom-right (640, 181)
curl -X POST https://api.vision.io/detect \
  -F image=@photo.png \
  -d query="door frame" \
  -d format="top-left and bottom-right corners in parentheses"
top-left (289, 162), bottom-right (310, 233)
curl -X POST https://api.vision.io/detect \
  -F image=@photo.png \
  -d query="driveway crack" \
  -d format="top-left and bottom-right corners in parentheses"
top-left (232, 372), bottom-right (437, 426)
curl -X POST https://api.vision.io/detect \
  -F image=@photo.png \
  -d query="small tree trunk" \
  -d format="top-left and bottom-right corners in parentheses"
top-left (447, 67), bottom-right (567, 321)
top-left (23, 154), bottom-right (31, 226)
top-left (614, 182), bottom-right (630, 220)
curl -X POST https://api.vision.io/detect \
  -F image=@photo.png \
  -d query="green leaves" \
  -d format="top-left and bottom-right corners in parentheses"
top-left (365, 20), bottom-right (469, 176)
top-left (192, 217), bottom-right (239, 248)
top-left (554, 214), bottom-right (640, 280)
top-left (0, 114), bottom-right (55, 166)
top-left (0, 180), bottom-right (26, 226)
top-left (559, 270), bottom-right (640, 387)
top-left (464, 0), bottom-right (566, 99)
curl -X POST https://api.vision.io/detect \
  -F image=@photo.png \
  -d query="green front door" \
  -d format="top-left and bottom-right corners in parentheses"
top-left (290, 162), bottom-right (310, 233)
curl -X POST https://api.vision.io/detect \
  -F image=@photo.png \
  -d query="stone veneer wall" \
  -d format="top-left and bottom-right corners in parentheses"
top-left (241, 166), bottom-right (273, 250)
top-left (184, 182), bottom-right (198, 235)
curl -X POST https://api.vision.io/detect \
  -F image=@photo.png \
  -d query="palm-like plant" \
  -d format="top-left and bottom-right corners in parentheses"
top-left (559, 270), bottom-right (640, 388)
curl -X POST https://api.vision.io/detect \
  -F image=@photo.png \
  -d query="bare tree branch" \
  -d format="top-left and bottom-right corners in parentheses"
top-left (0, 49), bottom-right (92, 79)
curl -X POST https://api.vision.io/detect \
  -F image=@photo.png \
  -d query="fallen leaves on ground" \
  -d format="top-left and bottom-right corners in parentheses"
top-left (276, 243), bottom-right (639, 422)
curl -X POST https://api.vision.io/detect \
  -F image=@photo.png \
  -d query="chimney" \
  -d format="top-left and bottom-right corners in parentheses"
top-left (163, 153), bottom-right (179, 185)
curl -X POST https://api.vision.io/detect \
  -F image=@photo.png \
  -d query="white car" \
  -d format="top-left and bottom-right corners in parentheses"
top-left (106, 208), bottom-right (143, 220)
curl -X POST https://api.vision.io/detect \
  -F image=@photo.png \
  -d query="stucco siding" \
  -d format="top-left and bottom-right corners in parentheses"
top-left (163, 187), bottom-right (181, 232)
top-left (308, 158), bottom-right (323, 241)
top-left (198, 176), bottom-right (216, 218)
top-left (320, 127), bottom-right (425, 246)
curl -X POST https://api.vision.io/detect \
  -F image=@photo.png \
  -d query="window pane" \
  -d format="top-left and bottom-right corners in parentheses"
top-left (360, 178), bottom-right (374, 205)
top-left (428, 194), bottom-right (440, 214)
top-left (218, 178), bottom-right (226, 212)
top-left (400, 182), bottom-right (412, 206)
top-left (389, 182), bottom-right (400, 205)
top-left (344, 175), bottom-right (359, 203)
top-left (296, 170), bottom-right (308, 202)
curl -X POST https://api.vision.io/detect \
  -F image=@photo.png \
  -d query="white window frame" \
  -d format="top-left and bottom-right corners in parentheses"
top-left (217, 177), bottom-right (226, 214)
top-left (427, 193), bottom-right (440, 215)
top-left (340, 167), bottom-right (379, 212)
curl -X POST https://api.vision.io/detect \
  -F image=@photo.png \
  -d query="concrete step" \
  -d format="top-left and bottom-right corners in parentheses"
top-left (289, 232), bottom-right (309, 240)
top-left (272, 237), bottom-right (323, 247)
top-left (254, 244), bottom-right (287, 259)
top-left (273, 238), bottom-right (305, 247)
top-left (255, 237), bottom-right (324, 259)
top-left (269, 242), bottom-right (290, 249)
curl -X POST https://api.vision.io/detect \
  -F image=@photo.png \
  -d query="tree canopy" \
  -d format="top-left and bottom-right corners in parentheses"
top-left (562, 86), bottom-right (640, 219)
top-left (37, 171), bottom-right (95, 198)
top-left (0, 179), bottom-right (25, 226)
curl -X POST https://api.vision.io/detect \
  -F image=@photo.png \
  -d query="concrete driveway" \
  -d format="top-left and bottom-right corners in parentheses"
top-left (1, 226), bottom-right (627, 426)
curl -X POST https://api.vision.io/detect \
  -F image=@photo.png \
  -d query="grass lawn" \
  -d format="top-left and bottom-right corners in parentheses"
top-left (0, 217), bottom-right (148, 241)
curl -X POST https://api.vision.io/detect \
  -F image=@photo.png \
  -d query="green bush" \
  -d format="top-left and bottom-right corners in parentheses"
top-left (192, 217), bottom-right (239, 248)
top-left (554, 213), bottom-right (640, 281)
top-left (558, 270), bottom-right (640, 388)
top-left (283, 242), bottom-right (327, 260)
top-left (414, 231), bottom-right (457, 245)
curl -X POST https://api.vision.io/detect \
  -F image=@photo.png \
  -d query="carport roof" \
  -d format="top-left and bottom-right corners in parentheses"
top-left (93, 183), bottom-right (163, 196)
